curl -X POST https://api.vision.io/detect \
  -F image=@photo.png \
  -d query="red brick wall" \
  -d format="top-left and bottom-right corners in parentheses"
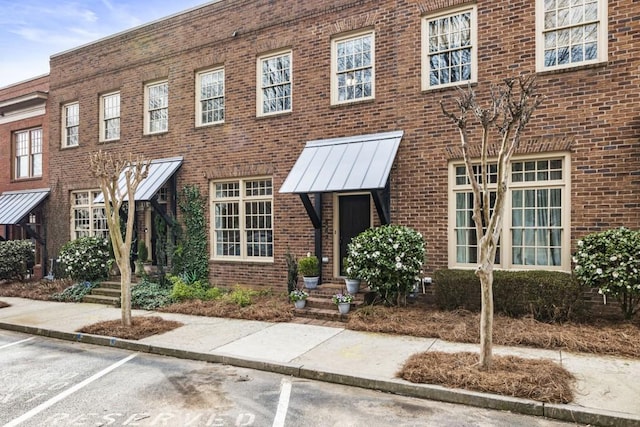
top-left (47, 0), bottom-right (640, 288)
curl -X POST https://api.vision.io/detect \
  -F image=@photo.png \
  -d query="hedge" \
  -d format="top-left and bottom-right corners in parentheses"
top-left (0, 240), bottom-right (35, 281)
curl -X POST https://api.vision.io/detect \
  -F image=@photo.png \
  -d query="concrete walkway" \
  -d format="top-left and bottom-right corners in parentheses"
top-left (0, 297), bottom-right (638, 427)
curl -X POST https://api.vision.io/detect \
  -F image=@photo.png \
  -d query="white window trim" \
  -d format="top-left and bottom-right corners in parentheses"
top-left (210, 177), bottom-right (274, 263)
top-left (14, 127), bottom-right (42, 179)
top-left (196, 67), bottom-right (225, 126)
top-left (143, 80), bottom-right (168, 135)
top-left (256, 50), bottom-right (293, 117)
top-left (61, 102), bottom-right (79, 148)
top-left (70, 190), bottom-right (108, 240)
top-left (330, 30), bottom-right (376, 105)
top-left (99, 91), bottom-right (120, 142)
top-left (535, 0), bottom-right (608, 72)
top-left (421, 5), bottom-right (478, 91)
top-left (447, 152), bottom-right (571, 272)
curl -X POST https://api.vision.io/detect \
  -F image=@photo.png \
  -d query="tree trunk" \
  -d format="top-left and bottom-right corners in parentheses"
top-left (477, 264), bottom-right (494, 370)
top-left (119, 260), bottom-right (132, 327)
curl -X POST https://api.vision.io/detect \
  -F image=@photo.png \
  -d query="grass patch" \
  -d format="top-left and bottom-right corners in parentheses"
top-left (77, 316), bottom-right (183, 340)
top-left (0, 279), bottom-right (72, 300)
top-left (398, 351), bottom-right (574, 404)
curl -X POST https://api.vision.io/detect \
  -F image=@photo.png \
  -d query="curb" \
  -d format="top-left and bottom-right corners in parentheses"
top-left (1, 322), bottom-right (639, 427)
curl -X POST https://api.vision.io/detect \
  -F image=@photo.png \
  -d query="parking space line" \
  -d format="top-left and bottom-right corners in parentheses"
top-left (3, 353), bottom-right (137, 427)
top-left (272, 378), bottom-right (292, 427)
top-left (0, 337), bottom-right (34, 350)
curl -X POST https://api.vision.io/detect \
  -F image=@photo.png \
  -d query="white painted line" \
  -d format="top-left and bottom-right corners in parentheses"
top-left (0, 337), bottom-right (34, 350)
top-left (272, 378), bottom-right (292, 427)
top-left (3, 353), bottom-right (137, 427)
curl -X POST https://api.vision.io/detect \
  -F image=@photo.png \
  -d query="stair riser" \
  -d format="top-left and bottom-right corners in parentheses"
top-left (92, 289), bottom-right (121, 297)
top-left (83, 296), bottom-right (119, 306)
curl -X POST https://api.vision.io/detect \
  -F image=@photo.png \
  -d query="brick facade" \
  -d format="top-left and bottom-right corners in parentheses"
top-left (45, 0), bottom-right (639, 288)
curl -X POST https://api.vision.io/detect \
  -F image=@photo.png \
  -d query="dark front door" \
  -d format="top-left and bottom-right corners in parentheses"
top-left (338, 194), bottom-right (371, 275)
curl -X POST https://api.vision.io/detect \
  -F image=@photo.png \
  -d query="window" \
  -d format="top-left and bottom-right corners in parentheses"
top-left (449, 155), bottom-right (570, 271)
top-left (145, 81), bottom-right (168, 134)
top-left (211, 178), bottom-right (273, 261)
top-left (422, 5), bottom-right (477, 90)
top-left (536, 0), bottom-right (608, 71)
top-left (71, 190), bottom-right (108, 240)
top-left (257, 51), bottom-right (292, 116)
top-left (100, 92), bottom-right (120, 141)
top-left (331, 31), bottom-right (374, 104)
top-left (62, 102), bottom-right (79, 147)
top-left (197, 68), bottom-right (225, 125)
top-left (14, 128), bottom-right (42, 179)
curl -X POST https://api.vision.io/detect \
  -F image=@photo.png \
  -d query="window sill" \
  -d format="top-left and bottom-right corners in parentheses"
top-left (536, 60), bottom-right (608, 76)
top-left (329, 98), bottom-right (375, 109)
top-left (99, 139), bottom-right (120, 144)
top-left (143, 131), bottom-right (168, 137)
top-left (210, 257), bottom-right (274, 264)
top-left (195, 121), bottom-right (225, 129)
top-left (255, 111), bottom-right (292, 120)
top-left (60, 144), bottom-right (80, 150)
top-left (11, 176), bottom-right (43, 183)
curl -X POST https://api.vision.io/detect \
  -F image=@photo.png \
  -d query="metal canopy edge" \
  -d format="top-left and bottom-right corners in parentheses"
top-left (0, 188), bottom-right (50, 225)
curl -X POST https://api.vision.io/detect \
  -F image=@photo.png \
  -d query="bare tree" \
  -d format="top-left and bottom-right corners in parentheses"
top-left (441, 75), bottom-right (542, 369)
top-left (89, 151), bottom-right (150, 326)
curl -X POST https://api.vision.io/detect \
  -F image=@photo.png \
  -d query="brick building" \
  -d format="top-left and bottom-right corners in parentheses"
top-left (0, 75), bottom-right (50, 278)
top-left (44, 0), bottom-right (639, 287)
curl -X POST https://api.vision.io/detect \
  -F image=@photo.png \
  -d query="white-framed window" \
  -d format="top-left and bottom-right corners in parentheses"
top-left (422, 5), bottom-right (477, 90)
top-left (448, 154), bottom-right (571, 271)
top-left (100, 92), bottom-right (120, 141)
top-left (210, 177), bottom-right (273, 261)
top-left (62, 102), bottom-right (79, 147)
top-left (14, 128), bottom-right (42, 179)
top-left (536, 0), bottom-right (608, 71)
top-left (70, 190), bottom-right (108, 240)
top-left (144, 80), bottom-right (168, 134)
top-left (197, 68), bottom-right (225, 125)
top-left (257, 51), bottom-right (292, 116)
top-left (331, 31), bottom-right (375, 104)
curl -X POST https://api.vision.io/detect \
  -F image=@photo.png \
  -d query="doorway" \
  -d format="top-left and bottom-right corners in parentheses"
top-left (337, 194), bottom-right (371, 276)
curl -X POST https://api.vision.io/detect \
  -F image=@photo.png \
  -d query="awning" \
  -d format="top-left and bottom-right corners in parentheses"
top-left (279, 130), bottom-right (403, 194)
top-left (94, 156), bottom-right (183, 203)
top-left (0, 188), bottom-right (50, 225)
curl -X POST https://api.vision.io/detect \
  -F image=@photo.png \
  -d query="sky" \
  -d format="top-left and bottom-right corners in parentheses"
top-left (0, 0), bottom-right (213, 88)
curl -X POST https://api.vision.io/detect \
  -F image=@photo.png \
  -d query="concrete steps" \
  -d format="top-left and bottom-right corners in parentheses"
top-left (82, 279), bottom-right (134, 307)
top-left (293, 282), bottom-right (369, 323)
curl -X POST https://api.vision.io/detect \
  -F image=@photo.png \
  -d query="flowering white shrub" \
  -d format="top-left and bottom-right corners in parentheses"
top-left (58, 236), bottom-right (111, 281)
top-left (573, 227), bottom-right (640, 319)
top-left (346, 224), bottom-right (425, 306)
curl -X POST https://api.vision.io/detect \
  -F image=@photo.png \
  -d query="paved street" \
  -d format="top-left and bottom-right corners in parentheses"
top-left (0, 330), bottom-right (583, 427)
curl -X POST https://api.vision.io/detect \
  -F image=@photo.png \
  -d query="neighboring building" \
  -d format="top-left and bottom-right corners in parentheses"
top-left (45, 0), bottom-right (639, 287)
top-left (0, 75), bottom-right (50, 278)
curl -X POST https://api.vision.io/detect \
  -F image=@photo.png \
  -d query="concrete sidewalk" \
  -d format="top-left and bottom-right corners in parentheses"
top-left (0, 297), bottom-right (638, 427)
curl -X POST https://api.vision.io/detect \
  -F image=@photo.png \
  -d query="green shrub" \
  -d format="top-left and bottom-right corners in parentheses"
top-left (573, 227), bottom-right (640, 319)
top-left (132, 279), bottom-right (172, 310)
top-left (51, 281), bottom-right (97, 302)
top-left (433, 269), bottom-right (586, 322)
top-left (58, 237), bottom-right (110, 281)
top-left (298, 254), bottom-right (319, 277)
top-left (173, 185), bottom-right (209, 282)
top-left (0, 240), bottom-right (35, 281)
top-left (226, 287), bottom-right (259, 307)
top-left (167, 274), bottom-right (222, 302)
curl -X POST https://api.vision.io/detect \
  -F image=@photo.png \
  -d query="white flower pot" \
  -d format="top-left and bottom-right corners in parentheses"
top-left (344, 278), bottom-right (361, 294)
top-left (303, 276), bottom-right (319, 289)
top-left (337, 302), bottom-right (351, 314)
top-left (294, 299), bottom-right (306, 309)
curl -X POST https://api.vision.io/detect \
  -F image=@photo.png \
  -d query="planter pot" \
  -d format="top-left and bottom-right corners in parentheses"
top-left (303, 276), bottom-right (319, 289)
top-left (294, 299), bottom-right (306, 309)
top-left (337, 302), bottom-right (351, 315)
top-left (344, 278), bottom-right (361, 294)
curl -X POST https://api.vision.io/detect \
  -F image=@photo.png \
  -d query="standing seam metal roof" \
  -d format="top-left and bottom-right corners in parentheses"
top-left (0, 188), bottom-right (50, 225)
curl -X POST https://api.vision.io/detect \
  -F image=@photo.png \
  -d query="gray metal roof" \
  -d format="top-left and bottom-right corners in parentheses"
top-left (279, 131), bottom-right (403, 194)
top-left (94, 156), bottom-right (183, 203)
top-left (0, 188), bottom-right (50, 225)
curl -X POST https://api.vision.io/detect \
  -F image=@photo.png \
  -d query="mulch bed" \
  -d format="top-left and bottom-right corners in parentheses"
top-left (77, 316), bottom-right (183, 340)
top-left (0, 300), bottom-right (10, 308)
top-left (0, 279), bottom-right (71, 300)
top-left (160, 295), bottom-right (294, 322)
top-left (398, 351), bottom-right (574, 404)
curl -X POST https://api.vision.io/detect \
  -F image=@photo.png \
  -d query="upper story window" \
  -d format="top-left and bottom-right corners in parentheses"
top-left (62, 102), bottom-right (79, 147)
top-left (197, 68), bottom-right (225, 126)
top-left (331, 31), bottom-right (375, 104)
top-left (257, 51), bottom-right (292, 116)
top-left (422, 5), bottom-right (477, 90)
top-left (100, 92), bottom-right (120, 141)
top-left (536, 0), bottom-right (608, 71)
top-left (145, 80), bottom-right (168, 134)
top-left (14, 128), bottom-right (42, 179)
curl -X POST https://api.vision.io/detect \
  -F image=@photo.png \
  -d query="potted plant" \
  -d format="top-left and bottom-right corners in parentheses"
top-left (298, 253), bottom-right (320, 289)
top-left (343, 257), bottom-right (361, 294)
top-left (289, 289), bottom-right (309, 309)
top-left (332, 292), bottom-right (354, 314)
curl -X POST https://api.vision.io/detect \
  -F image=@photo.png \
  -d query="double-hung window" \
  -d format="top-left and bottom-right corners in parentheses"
top-left (422, 5), bottom-right (477, 90)
top-left (145, 81), bottom-right (168, 134)
top-left (70, 190), bottom-right (108, 240)
top-left (211, 178), bottom-right (273, 261)
top-left (100, 92), bottom-right (120, 141)
top-left (62, 102), bottom-right (79, 147)
top-left (331, 31), bottom-right (374, 104)
top-left (449, 155), bottom-right (570, 271)
top-left (197, 68), bottom-right (225, 125)
top-left (257, 51), bottom-right (292, 116)
top-left (536, 0), bottom-right (607, 71)
top-left (14, 128), bottom-right (42, 179)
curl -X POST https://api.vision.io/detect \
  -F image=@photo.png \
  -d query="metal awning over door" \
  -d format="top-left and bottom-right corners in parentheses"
top-left (0, 188), bottom-right (50, 225)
